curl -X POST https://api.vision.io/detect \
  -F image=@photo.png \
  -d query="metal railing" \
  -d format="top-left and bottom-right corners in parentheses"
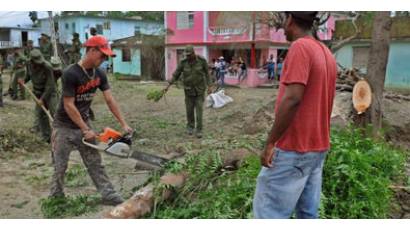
top-left (0, 41), bottom-right (21, 49)
top-left (208, 26), bottom-right (247, 36)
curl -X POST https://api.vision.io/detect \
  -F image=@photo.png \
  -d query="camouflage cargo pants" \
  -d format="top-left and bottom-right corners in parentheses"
top-left (35, 93), bottom-right (57, 141)
top-left (11, 71), bottom-right (26, 100)
top-left (50, 125), bottom-right (120, 199)
top-left (184, 92), bottom-right (205, 131)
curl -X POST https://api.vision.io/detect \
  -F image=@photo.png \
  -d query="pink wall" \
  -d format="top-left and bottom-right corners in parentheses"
top-left (166, 12), bottom-right (205, 44)
top-left (225, 69), bottom-right (270, 87)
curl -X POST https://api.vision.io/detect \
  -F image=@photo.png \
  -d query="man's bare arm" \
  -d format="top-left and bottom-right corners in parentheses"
top-left (261, 83), bottom-right (305, 167)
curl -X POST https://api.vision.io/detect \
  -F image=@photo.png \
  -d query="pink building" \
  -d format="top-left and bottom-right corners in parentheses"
top-left (165, 12), bottom-right (335, 87)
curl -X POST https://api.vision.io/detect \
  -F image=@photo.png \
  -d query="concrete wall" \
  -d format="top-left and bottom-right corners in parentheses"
top-left (58, 17), bottom-right (163, 45)
top-left (113, 47), bottom-right (141, 76)
top-left (9, 29), bottom-right (41, 47)
top-left (166, 11), bottom-right (205, 44)
top-left (335, 41), bottom-right (410, 89)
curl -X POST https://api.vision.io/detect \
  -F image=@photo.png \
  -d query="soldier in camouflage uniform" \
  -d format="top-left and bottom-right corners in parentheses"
top-left (10, 55), bottom-right (27, 100)
top-left (68, 33), bottom-right (82, 64)
top-left (19, 49), bottom-right (57, 142)
top-left (164, 45), bottom-right (212, 138)
top-left (0, 54), bottom-right (4, 107)
top-left (50, 56), bottom-right (63, 98)
top-left (39, 33), bottom-right (53, 61)
top-left (24, 40), bottom-right (34, 58)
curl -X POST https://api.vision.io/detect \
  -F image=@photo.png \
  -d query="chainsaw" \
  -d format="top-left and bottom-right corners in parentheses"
top-left (82, 127), bottom-right (168, 167)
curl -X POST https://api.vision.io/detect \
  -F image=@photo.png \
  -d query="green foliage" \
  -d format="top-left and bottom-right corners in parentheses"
top-left (40, 194), bottom-right (100, 218)
top-left (146, 89), bottom-right (165, 102)
top-left (151, 151), bottom-right (260, 218)
top-left (321, 127), bottom-right (407, 218)
top-left (149, 126), bottom-right (407, 219)
top-left (65, 164), bottom-right (89, 187)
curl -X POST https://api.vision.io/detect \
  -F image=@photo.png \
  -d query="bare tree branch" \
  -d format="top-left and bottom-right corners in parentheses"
top-left (331, 12), bottom-right (361, 53)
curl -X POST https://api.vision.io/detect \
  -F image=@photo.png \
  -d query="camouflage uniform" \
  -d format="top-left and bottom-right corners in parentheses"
top-left (39, 34), bottom-right (53, 61)
top-left (50, 57), bottom-right (63, 98)
top-left (170, 46), bottom-right (211, 137)
top-left (24, 40), bottom-right (34, 58)
top-left (68, 33), bottom-right (82, 64)
top-left (10, 56), bottom-right (27, 100)
top-left (0, 55), bottom-right (3, 107)
top-left (25, 49), bottom-right (58, 141)
top-left (50, 126), bottom-right (121, 203)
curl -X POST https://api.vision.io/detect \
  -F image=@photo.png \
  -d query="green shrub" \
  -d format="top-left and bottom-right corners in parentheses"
top-left (150, 127), bottom-right (407, 219)
top-left (321, 127), bottom-right (407, 218)
top-left (152, 153), bottom-right (260, 218)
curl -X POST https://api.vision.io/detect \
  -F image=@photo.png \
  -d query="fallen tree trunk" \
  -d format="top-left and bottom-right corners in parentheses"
top-left (105, 148), bottom-right (258, 218)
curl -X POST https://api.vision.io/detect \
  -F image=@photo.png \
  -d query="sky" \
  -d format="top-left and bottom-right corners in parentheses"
top-left (0, 11), bottom-right (49, 28)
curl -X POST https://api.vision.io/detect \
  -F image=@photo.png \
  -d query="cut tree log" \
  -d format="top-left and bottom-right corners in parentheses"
top-left (105, 148), bottom-right (258, 218)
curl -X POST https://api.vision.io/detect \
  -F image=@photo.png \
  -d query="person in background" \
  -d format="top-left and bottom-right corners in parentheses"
top-left (267, 54), bottom-right (276, 81)
top-left (238, 57), bottom-right (247, 83)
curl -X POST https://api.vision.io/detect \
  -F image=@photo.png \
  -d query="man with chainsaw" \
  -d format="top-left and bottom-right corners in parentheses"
top-left (252, 12), bottom-right (337, 219)
top-left (50, 35), bottom-right (132, 205)
top-left (18, 49), bottom-right (58, 142)
top-left (164, 45), bottom-right (212, 138)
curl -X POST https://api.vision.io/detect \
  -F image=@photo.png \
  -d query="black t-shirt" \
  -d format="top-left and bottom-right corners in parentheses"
top-left (54, 64), bottom-right (110, 129)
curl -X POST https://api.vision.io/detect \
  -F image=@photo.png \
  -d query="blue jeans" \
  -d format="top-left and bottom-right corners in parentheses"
top-left (253, 148), bottom-right (327, 219)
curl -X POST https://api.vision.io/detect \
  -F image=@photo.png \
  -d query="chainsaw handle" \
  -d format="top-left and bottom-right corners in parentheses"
top-left (82, 138), bottom-right (106, 151)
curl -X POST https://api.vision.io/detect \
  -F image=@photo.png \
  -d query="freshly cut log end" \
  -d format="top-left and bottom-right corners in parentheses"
top-left (352, 80), bottom-right (372, 114)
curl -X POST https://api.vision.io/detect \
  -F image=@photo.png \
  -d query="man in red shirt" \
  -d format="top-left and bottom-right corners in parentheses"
top-left (253, 12), bottom-right (337, 218)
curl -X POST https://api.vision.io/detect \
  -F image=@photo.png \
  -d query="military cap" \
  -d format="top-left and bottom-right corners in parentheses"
top-left (30, 49), bottom-right (45, 64)
top-left (184, 45), bottom-right (195, 56)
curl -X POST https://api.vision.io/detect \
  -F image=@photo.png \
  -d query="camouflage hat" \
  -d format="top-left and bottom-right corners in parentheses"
top-left (15, 56), bottom-right (26, 65)
top-left (50, 57), bottom-right (62, 71)
top-left (41, 33), bottom-right (50, 38)
top-left (30, 49), bottom-right (45, 64)
top-left (73, 32), bottom-right (79, 38)
top-left (184, 45), bottom-right (195, 56)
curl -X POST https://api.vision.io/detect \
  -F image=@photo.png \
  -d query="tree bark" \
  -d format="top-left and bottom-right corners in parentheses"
top-left (365, 12), bottom-right (392, 137)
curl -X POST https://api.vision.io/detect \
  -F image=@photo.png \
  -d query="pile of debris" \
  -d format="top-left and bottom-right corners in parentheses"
top-left (336, 66), bottom-right (361, 92)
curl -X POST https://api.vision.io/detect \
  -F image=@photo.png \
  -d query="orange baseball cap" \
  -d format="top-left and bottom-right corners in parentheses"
top-left (84, 35), bottom-right (116, 57)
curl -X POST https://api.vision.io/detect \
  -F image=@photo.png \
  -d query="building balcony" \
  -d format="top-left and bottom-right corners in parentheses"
top-left (0, 41), bottom-right (21, 49)
top-left (208, 25), bottom-right (248, 36)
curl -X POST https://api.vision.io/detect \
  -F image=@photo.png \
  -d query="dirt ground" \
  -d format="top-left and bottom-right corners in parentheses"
top-left (0, 71), bottom-right (409, 218)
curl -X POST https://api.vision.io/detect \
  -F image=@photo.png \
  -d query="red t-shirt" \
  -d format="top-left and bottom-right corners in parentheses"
top-left (275, 36), bottom-right (336, 153)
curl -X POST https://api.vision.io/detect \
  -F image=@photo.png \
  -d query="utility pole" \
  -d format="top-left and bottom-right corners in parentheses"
top-left (48, 11), bottom-right (58, 58)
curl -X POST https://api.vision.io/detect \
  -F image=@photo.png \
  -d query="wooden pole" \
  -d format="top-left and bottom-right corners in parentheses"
top-left (48, 11), bottom-right (59, 59)
top-left (20, 83), bottom-right (54, 125)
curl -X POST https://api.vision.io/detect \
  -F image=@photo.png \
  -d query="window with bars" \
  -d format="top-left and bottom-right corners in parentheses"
top-left (176, 11), bottom-right (195, 29)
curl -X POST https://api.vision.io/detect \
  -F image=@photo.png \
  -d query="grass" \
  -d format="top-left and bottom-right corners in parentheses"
top-left (40, 194), bottom-right (101, 218)
top-left (65, 164), bottom-right (89, 188)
